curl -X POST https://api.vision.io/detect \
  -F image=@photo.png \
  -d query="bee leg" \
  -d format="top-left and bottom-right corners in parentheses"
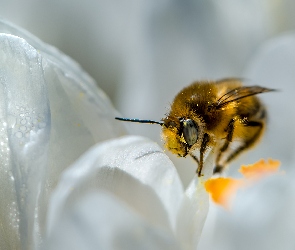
top-left (224, 121), bottom-right (263, 165)
top-left (214, 119), bottom-right (235, 174)
top-left (194, 133), bottom-right (210, 177)
top-left (190, 153), bottom-right (199, 165)
top-left (213, 165), bottom-right (224, 174)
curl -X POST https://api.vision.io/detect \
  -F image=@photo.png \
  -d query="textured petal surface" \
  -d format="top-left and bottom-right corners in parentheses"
top-left (0, 25), bottom-right (125, 249)
top-left (46, 136), bottom-right (183, 239)
top-left (45, 191), bottom-right (180, 250)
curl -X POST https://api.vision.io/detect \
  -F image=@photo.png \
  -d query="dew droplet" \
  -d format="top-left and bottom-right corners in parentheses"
top-left (20, 119), bottom-right (26, 125)
top-left (20, 126), bottom-right (26, 132)
top-left (15, 132), bottom-right (23, 138)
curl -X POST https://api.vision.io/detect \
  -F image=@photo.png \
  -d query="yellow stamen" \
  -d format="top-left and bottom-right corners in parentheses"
top-left (205, 159), bottom-right (281, 210)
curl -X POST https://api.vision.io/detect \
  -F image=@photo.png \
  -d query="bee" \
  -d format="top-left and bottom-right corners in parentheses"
top-left (116, 78), bottom-right (275, 177)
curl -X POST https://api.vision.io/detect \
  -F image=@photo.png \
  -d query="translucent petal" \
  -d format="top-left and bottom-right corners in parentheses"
top-left (0, 23), bottom-right (125, 249)
top-left (47, 135), bottom-right (183, 238)
top-left (176, 149), bottom-right (215, 250)
top-left (44, 191), bottom-right (180, 250)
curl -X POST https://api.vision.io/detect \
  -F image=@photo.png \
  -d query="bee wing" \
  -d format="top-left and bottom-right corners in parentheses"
top-left (215, 86), bottom-right (275, 109)
top-left (216, 78), bottom-right (245, 84)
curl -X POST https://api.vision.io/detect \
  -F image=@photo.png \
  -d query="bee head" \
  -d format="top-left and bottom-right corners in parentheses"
top-left (162, 117), bottom-right (199, 157)
top-left (115, 116), bottom-right (200, 157)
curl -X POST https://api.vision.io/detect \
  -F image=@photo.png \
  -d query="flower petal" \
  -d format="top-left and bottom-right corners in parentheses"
top-left (44, 191), bottom-right (180, 250)
top-left (46, 135), bottom-right (184, 237)
top-left (176, 149), bottom-right (215, 250)
top-left (244, 33), bottom-right (295, 168)
top-left (0, 22), bottom-right (125, 249)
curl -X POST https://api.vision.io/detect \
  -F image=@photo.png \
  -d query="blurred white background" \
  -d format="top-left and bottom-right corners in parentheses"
top-left (1, 0), bottom-right (295, 186)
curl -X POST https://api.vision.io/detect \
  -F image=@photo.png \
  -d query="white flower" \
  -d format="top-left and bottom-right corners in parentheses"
top-left (1, 1), bottom-right (295, 248)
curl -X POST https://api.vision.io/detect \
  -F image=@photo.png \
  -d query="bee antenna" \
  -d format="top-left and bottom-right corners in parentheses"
top-left (115, 117), bottom-right (163, 126)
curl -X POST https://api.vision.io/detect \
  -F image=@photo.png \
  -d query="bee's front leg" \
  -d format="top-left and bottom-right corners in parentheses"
top-left (192, 133), bottom-right (210, 177)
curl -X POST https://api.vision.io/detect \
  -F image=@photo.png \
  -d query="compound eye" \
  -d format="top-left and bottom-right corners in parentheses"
top-left (182, 119), bottom-right (198, 146)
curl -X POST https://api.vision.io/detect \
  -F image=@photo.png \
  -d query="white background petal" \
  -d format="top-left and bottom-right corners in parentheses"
top-left (244, 33), bottom-right (295, 169)
top-left (204, 175), bottom-right (295, 250)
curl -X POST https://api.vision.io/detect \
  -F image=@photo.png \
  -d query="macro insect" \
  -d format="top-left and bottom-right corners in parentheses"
top-left (116, 78), bottom-right (275, 177)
